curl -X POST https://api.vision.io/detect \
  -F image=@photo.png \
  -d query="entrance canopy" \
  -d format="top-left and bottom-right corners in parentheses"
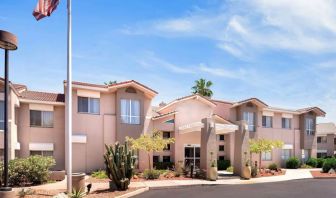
top-left (178, 121), bottom-right (238, 134)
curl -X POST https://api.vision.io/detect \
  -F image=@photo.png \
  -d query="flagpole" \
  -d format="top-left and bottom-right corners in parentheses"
top-left (66, 0), bottom-right (72, 194)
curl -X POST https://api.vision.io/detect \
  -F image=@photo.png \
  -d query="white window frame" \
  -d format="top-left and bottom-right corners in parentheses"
top-left (78, 96), bottom-right (100, 114)
top-left (30, 110), bottom-right (54, 128)
top-left (305, 118), bottom-right (315, 135)
top-left (243, 112), bottom-right (255, 132)
top-left (261, 151), bottom-right (272, 161)
top-left (30, 150), bottom-right (53, 157)
top-left (120, 99), bottom-right (140, 125)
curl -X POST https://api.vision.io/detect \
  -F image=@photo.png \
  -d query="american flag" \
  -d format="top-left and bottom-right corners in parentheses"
top-left (33, 0), bottom-right (60, 21)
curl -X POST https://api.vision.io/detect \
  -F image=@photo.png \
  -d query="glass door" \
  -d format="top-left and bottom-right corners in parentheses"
top-left (184, 145), bottom-right (200, 170)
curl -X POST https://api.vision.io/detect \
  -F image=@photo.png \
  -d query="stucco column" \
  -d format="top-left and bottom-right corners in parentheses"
top-left (200, 118), bottom-right (217, 171)
top-left (327, 134), bottom-right (335, 156)
top-left (233, 121), bottom-right (249, 176)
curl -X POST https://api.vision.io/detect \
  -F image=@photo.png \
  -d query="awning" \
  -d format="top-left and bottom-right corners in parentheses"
top-left (29, 143), bottom-right (54, 151)
top-left (282, 144), bottom-right (293, 149)
top-left (178, 122), bottom-right (238, 134)
top-left (72, 134), bottom-right (87, 143)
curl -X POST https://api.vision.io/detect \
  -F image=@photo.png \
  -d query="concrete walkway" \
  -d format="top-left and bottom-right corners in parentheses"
top-left (19, 168), bottom-right (319, 192)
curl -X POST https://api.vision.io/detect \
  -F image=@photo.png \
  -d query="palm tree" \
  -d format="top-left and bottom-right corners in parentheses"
top-left (104, 80), bottom-right (117, 85)
top-left (191, 78), bottom-right (213, 98)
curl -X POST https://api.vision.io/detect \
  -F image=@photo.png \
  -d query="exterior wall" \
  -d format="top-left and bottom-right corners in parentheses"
top-left (300, 113), bottom-right (317, 158)
top-left (317, 134), bottom-right (336, 157)
top-left (17, 103), bottom-right (65, 170)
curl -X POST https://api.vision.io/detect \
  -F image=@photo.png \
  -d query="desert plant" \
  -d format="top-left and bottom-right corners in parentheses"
top-left (251, 165), bottom-right (258, 177)
top-left (322, 158), bottom-right (336, 173)
top-left (268, 163), bottom-right (278, 171)
top-left (17, 188), bottom-right (35, 198)
top-left (70, 188), bottom-right (86, 198)
top-left (191, 78), bottom-right (213, 97)
top-left (104, 142), bottom-right (136, 191)
top-left (226, 166), bottom-right (234, 173)
top-left (143, 169), bottom-right (161, 180)
top-left (217, 160), bottom-right (231, 170)
top-left (317, 158), bottom-right (325, 168)
top-left (286, 157), bottom-right (300, 169)
top-left (210, 152), bottom-right (217, 167)
top-left (306, 158), bottom-right (318, 168)
top-left (91, 170), bottom-right (108, 179)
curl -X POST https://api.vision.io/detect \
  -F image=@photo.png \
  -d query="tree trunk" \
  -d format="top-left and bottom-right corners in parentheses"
top-left (147, 152), bottom-right (151, 170)
top-left (259, 152), bottom-right (262, 170)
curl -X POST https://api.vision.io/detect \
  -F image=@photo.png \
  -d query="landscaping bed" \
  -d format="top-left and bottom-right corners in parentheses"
top-left (254, 168), bottom-right (286, 178)
top-left (310, 170), bottom-right (336, 179)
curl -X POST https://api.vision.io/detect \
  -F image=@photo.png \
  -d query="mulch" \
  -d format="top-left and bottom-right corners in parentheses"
top-left (254, 169), bottom-right (286, 178)
top-left (86, 175), bottom-right (192, 183)
top-left (310, 170), bottom-right (336, 179)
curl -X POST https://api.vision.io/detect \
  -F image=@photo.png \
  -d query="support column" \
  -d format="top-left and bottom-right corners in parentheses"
top-left (200, 118), bottom-right (217, 174)
top-left (233, 121), bottom-right (250, 176)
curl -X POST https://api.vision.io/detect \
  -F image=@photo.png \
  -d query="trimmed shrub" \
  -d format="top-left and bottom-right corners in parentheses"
top-left (322, 158), bottom-right (336, 173)
top-left (226, 166), bottom-right (234, 173)
top-left (286, 157), bottom-right (300, 169)
top-left (0, 156), bottom-right (55, 186)
top-left (317, 158), bottom-right (325, 168)
top-left (217, 160), bottom-right (231, 170)
top-left (153, 162), bottom-right (174, 170)
top-left (268, 163), bottom-right (278, 171)
top-left (143, 169), bottom-right (161, 180)
top-left (301, 164), bottom-right (313, 169)
top-left (306, 158), bottom-right (318, 168)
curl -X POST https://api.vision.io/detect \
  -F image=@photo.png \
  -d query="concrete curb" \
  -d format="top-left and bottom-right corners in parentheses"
top-left (148, 183), bottom-right (220, 190)
top-left (115, 187), bottom-right (149, 198)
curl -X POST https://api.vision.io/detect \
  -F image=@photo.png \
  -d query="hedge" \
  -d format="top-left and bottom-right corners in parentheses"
top-left (306, 158), bottom-right (318, 168)
top-left (0, 155), bottom-right (55, 186)
top-left (217, 160), bottom-right (231, 170)
top-left (153, 162), bottom-right (174, 170)
top-left (322, 158), bottom-right (336, 173)
top-left (286, 157), bottom-right (300, 169)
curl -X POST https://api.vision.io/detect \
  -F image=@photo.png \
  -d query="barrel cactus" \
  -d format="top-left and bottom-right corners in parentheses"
top-left (104, 142), bottom-right (136, 191)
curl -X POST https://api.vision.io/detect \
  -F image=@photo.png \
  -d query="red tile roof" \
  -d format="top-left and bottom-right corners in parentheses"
top-left (20, 91), bottom-right (65, 103)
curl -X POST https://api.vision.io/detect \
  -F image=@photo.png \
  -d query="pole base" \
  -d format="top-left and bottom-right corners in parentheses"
top-left (0, 187), bottom-right (15, 198)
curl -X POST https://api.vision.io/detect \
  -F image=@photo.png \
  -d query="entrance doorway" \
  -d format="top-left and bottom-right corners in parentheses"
top-left (184, 144), bottom-right (200, 170)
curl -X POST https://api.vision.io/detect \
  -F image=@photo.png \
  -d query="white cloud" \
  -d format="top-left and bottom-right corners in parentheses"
top-left (124, 0), bottom-right (336, 57)
top-left (199, 64), bottom-right (247, 79)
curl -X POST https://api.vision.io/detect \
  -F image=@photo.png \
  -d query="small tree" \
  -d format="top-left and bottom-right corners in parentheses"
top-left (126, 130), bottom-right (175, 170)
top-left (104, 80), bottom-right (117, 85)
top-left (249, 139), bottom-right (284, 169)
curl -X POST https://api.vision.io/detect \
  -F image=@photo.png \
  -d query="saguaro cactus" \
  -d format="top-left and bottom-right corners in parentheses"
top-left (104, 142), bottom-right (135, 191)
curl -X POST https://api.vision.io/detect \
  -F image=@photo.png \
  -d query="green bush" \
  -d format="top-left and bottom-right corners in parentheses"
top-left (217, 160), bottom-right (230, 170)
top-left (226, 166), bottom-right (234, 173)
top-left (286, 157), bottom-right (300, 169)
top-left (317, 158), bottom-right (325, 168)
top-left (322, 158), bottom-right (336, 173)
top-left (143, 169), bottom-right (161, 180)
top-left (0, 156), bottom-right (55, 186)
top-left (91, 170), bottom-right (108, 179)
top-left (268, 163), bottom-right (278, 170)
top-left (153, 162), bottom-right (174, 170)
top-left (306, 158), bottom-right (318, 168)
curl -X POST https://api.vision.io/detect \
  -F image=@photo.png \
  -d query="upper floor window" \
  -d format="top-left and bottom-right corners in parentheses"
top-left (262, 116), bottom-right (273, 128)
top-left (78, 96), bottom-right (100, 114)
top-left (0, 101), bottom-right (3, 130)
top-left (317, 136), bottom-right (327, 144)
top-left (219, 135), bottom-right (225, 141)
top-left (243, 112), bottom-right (255, 132)
top-left (121, 99), bottom-right (140, 124)
top-left (305, 118), bottom-right (315, 135)
top-left (30, 110), bottom-right (54, 128)
top-left (163, 132), bottom-right (171, 151)
top-left (282, 118), bottom-right (292, 129)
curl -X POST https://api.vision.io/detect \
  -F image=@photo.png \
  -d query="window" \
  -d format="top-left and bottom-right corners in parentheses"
top-left (334, 138), bottom-right (336, 145)
top-left (261, 151), bottom-right (272, 161)
top-left (163, 132), bottom-right (171, 151)
top-left (262, 116), bottom-right (273, 128)
top-left (305, 118), bottom-right (315, 135)
top-left (282, 118), bottom-right (292, 129)
top-left (219, 135), bottom-right (225, 141)
top-left (121, 99), bottom-right (140, 124)
top-left (30, 150), bottom-right (53, 157)
top-left (219, 145), bottom-right (225, 151)
top-left (30, 110), bottom-right (54, 127)
top-left (317, 152), bottom-right (327, 158)
top-left (243, 112), bottom-right (255, 132)
top-left (281, 149), bottom-right (291, 160)
top-left (218, 156), bottom-right (225, 161)
top-left (153, 156), bottom-right (159, 163)
top-left (78, 96), bottom-right (100, 114)
top-left (162, 156), bottom-right (171, 163)
top-left (317, 136), bottom-right (327, 143)
top-left (0, 101), bottom-right (3, 130)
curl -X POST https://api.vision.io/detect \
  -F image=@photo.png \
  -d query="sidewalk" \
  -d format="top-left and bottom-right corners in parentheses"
top-left (20, 168), bottom-right (319, 192)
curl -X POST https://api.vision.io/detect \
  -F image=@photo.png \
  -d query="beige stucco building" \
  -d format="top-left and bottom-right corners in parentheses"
top-left (0, 79), bottom-right (326, 174)
top-left (316, 123), bottom-right (336, 158)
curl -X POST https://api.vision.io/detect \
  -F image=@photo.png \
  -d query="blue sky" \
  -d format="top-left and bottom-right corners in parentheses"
top-left (0, 0), bottom-right (335, 122)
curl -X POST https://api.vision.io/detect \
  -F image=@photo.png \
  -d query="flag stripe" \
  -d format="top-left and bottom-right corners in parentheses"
top-left (33, 0), bottom-right (60, 21)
